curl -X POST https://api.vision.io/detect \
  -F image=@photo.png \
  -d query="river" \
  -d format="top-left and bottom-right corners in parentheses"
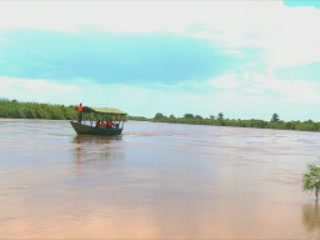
top-left (1, 119), bottom-right (320, 239)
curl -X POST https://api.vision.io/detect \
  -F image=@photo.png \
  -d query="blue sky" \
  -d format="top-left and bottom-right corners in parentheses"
top-left (1, 0), bottom-right (320, 120)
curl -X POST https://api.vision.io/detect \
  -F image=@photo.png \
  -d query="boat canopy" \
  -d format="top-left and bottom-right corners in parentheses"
top-left (82, 106), bottom-right (127, 116)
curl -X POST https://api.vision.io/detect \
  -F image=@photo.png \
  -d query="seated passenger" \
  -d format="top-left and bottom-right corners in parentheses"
top-left (101, 120), bottom-right (107, 128)
top-left (95, 119), bottom-right (101, 128)
top-left (107, 119), bottom-right (114, 128)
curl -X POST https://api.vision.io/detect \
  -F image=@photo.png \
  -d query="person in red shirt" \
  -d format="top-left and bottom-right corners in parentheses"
top-left (77, 103), bottom-right (83, 124)
top-left (107, 119), bottom-right (114, 128)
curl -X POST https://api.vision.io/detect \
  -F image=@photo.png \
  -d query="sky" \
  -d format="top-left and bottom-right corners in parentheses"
top-left (0, 0), bottom-right (320, 121)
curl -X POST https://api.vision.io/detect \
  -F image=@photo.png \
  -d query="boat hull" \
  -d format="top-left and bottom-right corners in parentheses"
top-left (70, 121), bottom-right (123, 136)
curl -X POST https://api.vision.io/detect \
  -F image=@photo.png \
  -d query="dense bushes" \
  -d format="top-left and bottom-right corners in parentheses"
top-left (0, 99), bottom-right (78, 120)
top-left (151, 112), bottom-right (320, 132)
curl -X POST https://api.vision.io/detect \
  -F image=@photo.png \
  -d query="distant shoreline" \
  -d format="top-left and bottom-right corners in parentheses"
top-left (1, 98), bottom-right (320, 132)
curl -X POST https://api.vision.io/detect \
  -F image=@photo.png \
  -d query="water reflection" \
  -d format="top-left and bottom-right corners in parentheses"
top-left (72, 135), bottom-right (125, 166)
top-left (73, 135), bottom-right (122, 144)
top-left (302, 201), bottom-right (320, 234)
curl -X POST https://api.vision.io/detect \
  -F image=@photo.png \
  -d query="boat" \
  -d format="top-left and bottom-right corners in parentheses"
top-left (70, 106), bottom-right (127, 136)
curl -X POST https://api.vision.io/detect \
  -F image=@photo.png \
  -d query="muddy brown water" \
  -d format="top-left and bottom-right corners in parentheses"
top-left (1, 119), bottom-right (320, 239)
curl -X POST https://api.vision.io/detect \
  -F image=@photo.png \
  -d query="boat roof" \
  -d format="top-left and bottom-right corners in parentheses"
top-left (83, 106), bottom-right (127, 115)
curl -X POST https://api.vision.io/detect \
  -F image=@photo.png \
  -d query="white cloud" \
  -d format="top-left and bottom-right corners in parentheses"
top-left (1, 1), bottom-right (320, 121)
top-left (1, 0), bottom-right (319, 70)
top-left (0, 76), bottom-right (80, 104)
top-left (0, 1), bottom-right (195, 33)
top-left (0, 76), bottom-right (199, 117)
top-left (207, 74), bottom-right (240, 89)
top-left (2, 75), bottom-right (320, 121)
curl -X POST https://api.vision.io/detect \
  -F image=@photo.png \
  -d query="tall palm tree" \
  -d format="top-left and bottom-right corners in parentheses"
top-left (303, 163), bottom-right (320, 200)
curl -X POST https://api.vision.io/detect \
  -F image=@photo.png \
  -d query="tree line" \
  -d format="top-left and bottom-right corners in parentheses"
top-left (0, 99), bottom-right (78, 120)
top-left (152, 112), bottom-right (320, 132)
top-left (0, 98), bottom-right (139, 121)
top-left (1, 99), bottom-right (320, 132)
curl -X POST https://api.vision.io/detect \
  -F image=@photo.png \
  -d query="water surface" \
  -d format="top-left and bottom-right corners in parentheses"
top-left (1, 119), bottom-right (320, 239)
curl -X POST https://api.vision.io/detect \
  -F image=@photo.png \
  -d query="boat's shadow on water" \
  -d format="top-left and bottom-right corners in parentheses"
top-left (72, 135), bottom-right (124, 166)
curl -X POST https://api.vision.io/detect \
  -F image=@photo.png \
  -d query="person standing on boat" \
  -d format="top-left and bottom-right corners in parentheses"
top-left (77, 103), bottom-right (84, 124)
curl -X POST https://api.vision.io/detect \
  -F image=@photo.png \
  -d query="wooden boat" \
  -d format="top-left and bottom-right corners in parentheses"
top-left (70, 106), bottom-right (127, 136)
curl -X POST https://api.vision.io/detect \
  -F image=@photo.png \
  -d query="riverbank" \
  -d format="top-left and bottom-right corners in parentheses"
top-left (1, 98), bottom-right (320, 132)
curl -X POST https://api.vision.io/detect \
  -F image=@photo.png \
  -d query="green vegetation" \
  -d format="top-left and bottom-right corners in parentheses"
top-left (0, 99), bottom-right (78, 120)
top-left (126, 115), bottom-right (149, 121)
top-left (151, 112), bottom-right (320, 132)
top-left (303, 163), bottom-right (320, 201)
top-left (1, 98), bottom-right (320, 132)
top-left (0, 98), bottom-right (134, 121)
top-left (271, 113), bottom-right (280, 122)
